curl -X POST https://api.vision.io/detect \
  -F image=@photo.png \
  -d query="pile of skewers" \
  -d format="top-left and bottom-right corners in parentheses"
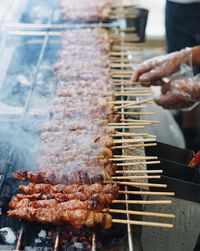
top-left (8, 1), bottom-right (175, 231)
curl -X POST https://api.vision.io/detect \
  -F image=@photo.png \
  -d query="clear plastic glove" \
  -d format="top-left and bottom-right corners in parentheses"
top-left (132, 48), bottom-right (192, 85)
top-left (154, 78), bottom-right (200, 109)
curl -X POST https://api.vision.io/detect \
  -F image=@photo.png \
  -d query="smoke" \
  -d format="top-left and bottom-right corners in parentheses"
top-left (0, 36), bottom-right (59, 176)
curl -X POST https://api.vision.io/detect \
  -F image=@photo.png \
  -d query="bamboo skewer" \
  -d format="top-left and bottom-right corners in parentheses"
top-left (110, 37), bottom-right (140, 42)
top-left (111, 70), bottom-right (133, 75)
top-left (108, 28), bottom-right (136, 32)
top-left (111, 132), bottom-right (155, 137)
top-left (112, 219), bottom-right (173, 228)
top-left (111, 63), bottom-right (132, 68)
top-left (116, 170), bottom-right (163, 174)
top-left (112, 175), bottom-right (161, 180)
top-left (111, 143), bottom-right (157, 149)
top-left (112, 138), bottom-right (156, 144)
top-left (120, 119), bottom-right (159, 124)
top-left (119, 190), bottom-right (175, 197)
top-left (109, 51), bottom-right (141, 56)
top-left (117, 111), bottom-right (155, 115)
top-left (113, 181), bottom-right (167, 188)
top-left (115, 161), bottom-right (160, 166)
top-left (111, 156), bottom-right (158, 161)
top-left (111, 79), bottom-right (132, 84)
top-left (114, 93), bottom-right (151, 97)
top-left (110, 58), bottom-right (141, 63)
top-left (112, 200), bottom-right (172, 205)
top-left (116, 98), bottom-right (154, 109)
top-left (105, 209), bottom-right (175, 219)
top-left (109, 122), bottom-right (152, 126)
top-left (113, 88), bottom-right (150, 93)
top-left (113, 155), bottom-right (157, 158)
top-left (110, 125), bottom-right (145, 129)
top-left (110, 100), bottom-right (146, 104)
top-left (109, 34), bottom-right (139, 40)
top-left (112, 45), bottom-right (143, 51)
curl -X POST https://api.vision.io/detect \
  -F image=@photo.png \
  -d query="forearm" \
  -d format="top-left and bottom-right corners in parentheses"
top-left (192, 46), bottom-right (200, 67)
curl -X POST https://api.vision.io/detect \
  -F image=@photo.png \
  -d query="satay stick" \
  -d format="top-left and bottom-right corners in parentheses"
top-left (115, 161), bottom-right (160, 166)
top-left (112, 200), bottom-right (171, 205)
top-left (111, 156), bottom-right (158, 161)
top-left (112, 175), bottom-right (161, 180)
top-left (109, 122), bottom-right (152, 126)
top-left (114, 93), bottom-right (151, 97)
top-left (112, 219), bottom-right (173, 228)
top-left (111, 143), bottom-right (157, 149)
top-left (105, 209), bottom-right (175, 219)
top-left (116, 170), bottom-right (163, 174)
top-left (117, 111), bottom-right (155, 115)
top-left (111, 132), bottom-right (154, 137)
top-left (107, 181), bottom-right (167, 188)
top-left (120, 119), bottom-right (159, 124)
top-left (116, 98), bottom-right (154, 109)
top-left (112, 138), bottom-right (156, 144)
top-left (119, 190), bottom-right (175, 197)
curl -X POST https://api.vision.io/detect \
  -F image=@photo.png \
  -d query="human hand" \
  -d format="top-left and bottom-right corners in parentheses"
top-left (154, 78), bottom-right (200, 109)
top-left (132, 48), bottom-right (192, 86)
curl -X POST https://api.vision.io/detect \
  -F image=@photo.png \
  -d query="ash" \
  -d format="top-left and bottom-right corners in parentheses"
top-left (0, 227), bottom-right (16, 244)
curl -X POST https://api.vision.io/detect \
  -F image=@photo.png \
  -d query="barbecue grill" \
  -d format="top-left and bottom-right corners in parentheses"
top-left (0, 1), bottom-right (180, 251)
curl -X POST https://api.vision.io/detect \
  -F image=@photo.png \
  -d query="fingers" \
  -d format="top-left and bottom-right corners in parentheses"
top-left (132, 59), bottom-right (160, 83)
top-left (155, 92), bottom-right (195, 109)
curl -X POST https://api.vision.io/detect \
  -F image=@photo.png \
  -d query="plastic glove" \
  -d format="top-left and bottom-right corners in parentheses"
top-left (154, 78), bottom-right (200, 109)
top-left (132, 48), bottom-right (192, 85)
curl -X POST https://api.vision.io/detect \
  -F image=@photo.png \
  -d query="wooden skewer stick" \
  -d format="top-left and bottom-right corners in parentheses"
top-left (116, 98), bottom-right (154, 109)
top-left (109, 126), bottom-right (145, 129)
top-left (113, 155), bottom-right (157, 158)
top-left (109, 122), bottom-right (152, 126)
top-left (112, 175), bottom-right (161, 180)
top-left (119, 190), bottom-right (175, 197)
top-left (110, 100), bottom-right (145, 104)
top-left (110, 58), bottom-right (141, 63)
top-left (112, 138), bottom-right (156, 144)
top-left (109, 28), bottom-right (136, 32)
top-left (116, 170), bottom-right (163, 174)
top-left (112, 219), bottom-right (173, 228)
top-left (111, 143), bottom-right (157, 149)
top-left (110, 37), bottom-right (140, 42)
top-left (117, 111), bottom-right (155, 115)
top-left (109, 33), bottom-right (139, 39)
top-left (109, 51), bottom-right (141, 56)
top-left (111, 64), bottom-right (132, 69)
top-left (111, 80), bottom-right (150, 85)
top-left (111, 132), bottom-right (154, 137)
top-left (111, 70), bottom-right (133, 75)
top-left (111, 79), bottom-right (132, 84)
top-left (113, 89), bottom-right (150, 93)
top-left (114, 181), bottom-right (167, 188)
top-left (112, 200), bottom-right (172, 205)
top-left (104, 209), bottom-right (175, 219)
top-left (112, 46), bottom-right (143, 51)
top-left (120, 119), bottom-right (159, 124)
top-left (115, 161), bottom-right (160, 166)
top-left (114, 93), bottom-right (151, 97)
top-left (111, 157), bottom-right (158, 161)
